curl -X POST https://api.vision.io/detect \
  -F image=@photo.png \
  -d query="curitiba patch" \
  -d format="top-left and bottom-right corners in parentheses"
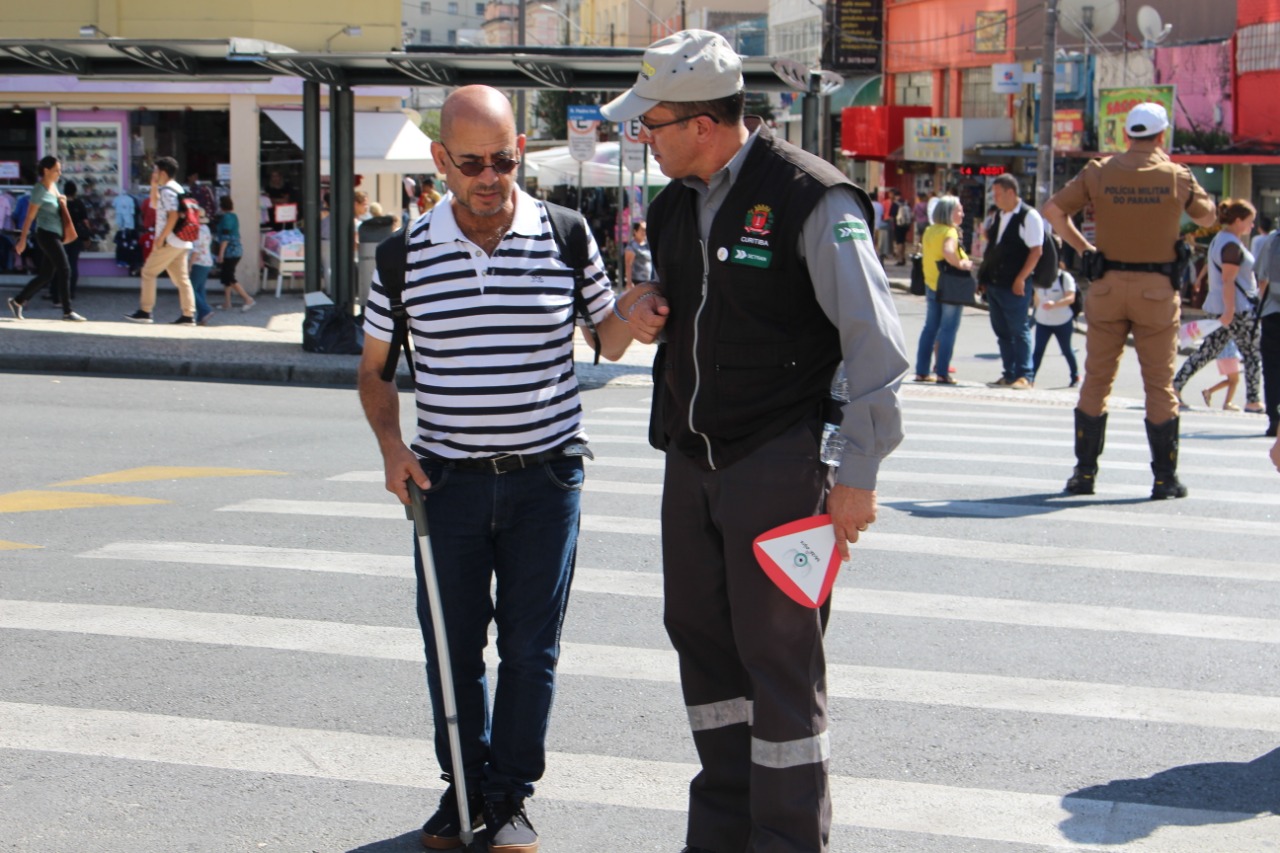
top-left (833, 220), bottom-right (870, 242)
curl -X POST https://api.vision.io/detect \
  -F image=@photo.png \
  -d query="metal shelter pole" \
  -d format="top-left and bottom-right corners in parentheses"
top-left (302, 80), bottom-right (322, 293)
top-left (801, 71), bottom-right (820, 156)
top-left (1035, 0), bottom-right (1059, 208)
top-left (330, 84), bottom-right (355, 307)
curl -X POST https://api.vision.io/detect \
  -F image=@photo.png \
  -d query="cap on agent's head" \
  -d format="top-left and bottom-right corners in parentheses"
top-left (1125, 102), bottom-right (1169, 139)
top-left (599, 29), bottom-right (744, 123)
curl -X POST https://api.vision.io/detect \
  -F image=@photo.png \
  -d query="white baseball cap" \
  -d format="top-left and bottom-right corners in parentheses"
top-left (1125, 102), bottom-right (1169, 138)
top-left (600, 29), bottom-right (744, 123)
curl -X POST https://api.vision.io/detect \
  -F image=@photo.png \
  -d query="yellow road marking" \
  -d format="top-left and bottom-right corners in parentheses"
top-left (51, 467), bottom-right (287, 487)
top-left (0, 491), bottom-right (169, 514)
top-left (0, 540), bottom-right (41, 550)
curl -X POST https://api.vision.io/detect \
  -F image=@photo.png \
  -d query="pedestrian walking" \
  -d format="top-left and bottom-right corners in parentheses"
top-left (1172, 200), bottom-right (1266, 416)
top-left (7, 155), bottom-right (86, 322)
top-left (213, 196), bottom-right (255, 312)
top-left (189, 210), bottom-right (215, 326)
top-left (1043, 102), bottom-right (1217, 499)
top-left (601, 29), bottom-right (908, 853)
top-left (1200, 341), bottom-right (1243, 411)
top-left (1249, 216), bottom-right (1280, 436)
top-left (63, 180), bottom-right (89, 302)
top-left (1031, 253), bottom-right (1080, 388)
top-left (357, 84), bottom-right (652, 853)
top-left (125, 156), bottom-right (196, 324)
top-left (980, 174), bottom-right (1044, 390)
top-left (623, 218), bottom-right (652, 289)
top-left (913, 194), bottom-right (970, 384)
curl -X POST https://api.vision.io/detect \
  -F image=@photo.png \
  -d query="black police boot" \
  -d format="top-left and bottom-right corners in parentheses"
top-left (1065, 409), bottom-right (1108, 495)
top-left (420, 774), bottom-right (484, 850)
top-left (1146, 416), bottom-right (1189, 500)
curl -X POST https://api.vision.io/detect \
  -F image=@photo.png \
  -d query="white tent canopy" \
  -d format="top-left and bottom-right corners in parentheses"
top-left (263, 109), bottom-right (437, 176)
top-left (525, 142), bottom-right (670, 189)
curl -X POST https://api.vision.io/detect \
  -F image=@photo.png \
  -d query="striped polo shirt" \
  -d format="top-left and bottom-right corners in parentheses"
top-left (363, 188), bottom-right (616, 459)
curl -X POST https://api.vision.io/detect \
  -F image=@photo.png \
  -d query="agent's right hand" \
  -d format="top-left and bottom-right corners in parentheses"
top-left (629, 294), bottom-right (669, 345)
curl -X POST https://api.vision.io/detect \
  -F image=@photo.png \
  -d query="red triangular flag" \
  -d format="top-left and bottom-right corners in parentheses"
top-left (752, 514), bottom-right (843, 608)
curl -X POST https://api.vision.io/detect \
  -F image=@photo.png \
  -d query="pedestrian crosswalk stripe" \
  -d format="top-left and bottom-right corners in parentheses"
top-left (878, 470), bottom-right (1280, 506)
top-left (862, 531), bottom-right (1278, 583)
top-left (893, 450), bottom-right (1279, 481)
top-left (5, 599), bottom-right (1279, 732)
top-left (0, 489), bottom-right (168, 514)
top-left (50, 466), bottom-right (287, 487)
top-left (904, 420), bottom-right (1226, 441)
top-left (216, 497), bottom-right (1278, 540)
top-left (904, 406), bottom-right (1265, 432)
top-left (881, 496), bottom-right (1280, 537)
top-left (78, 543), bottom-right (1279, 642)
top-left (903, 432), bottom-right (1265, 460)
top-left (2, 701), bottom-right (1275, 849)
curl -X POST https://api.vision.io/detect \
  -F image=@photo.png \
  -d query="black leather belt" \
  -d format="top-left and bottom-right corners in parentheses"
top-left (428, 442), bottom-right (591, 474)
top-left (1103, 260), bottom-right (1175, 274)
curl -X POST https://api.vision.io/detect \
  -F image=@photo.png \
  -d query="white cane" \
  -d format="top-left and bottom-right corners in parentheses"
top-left (406, 481), bottom-right (475, 848)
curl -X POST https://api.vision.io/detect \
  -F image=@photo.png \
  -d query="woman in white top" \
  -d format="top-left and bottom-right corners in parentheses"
top-left (1031, 253), bottom-right (1079, 387)
top-left (1173, 199), bottom-right (1266, 413)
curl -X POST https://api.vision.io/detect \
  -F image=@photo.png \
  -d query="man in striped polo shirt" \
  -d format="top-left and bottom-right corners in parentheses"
top-left (357, 85), bottom-right (657, 853)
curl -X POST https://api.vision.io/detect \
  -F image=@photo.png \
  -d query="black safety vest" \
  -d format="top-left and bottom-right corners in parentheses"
top-left (979, 205), bottom-right (1033, 289)
top-left (648, 123), bottom-right (874, 470)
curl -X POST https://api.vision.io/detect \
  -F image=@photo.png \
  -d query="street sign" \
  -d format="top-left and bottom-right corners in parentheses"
top-left (567, 105), bottom-right (601, 163)
top-left (619, 120), bottom-right (647, 173)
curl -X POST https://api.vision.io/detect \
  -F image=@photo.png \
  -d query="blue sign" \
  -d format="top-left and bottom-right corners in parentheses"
top-left (567, 105), bottom-right (603, 122)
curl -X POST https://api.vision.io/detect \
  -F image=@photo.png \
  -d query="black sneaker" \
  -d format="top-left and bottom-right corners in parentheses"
top-left (420, 779), bottom-right (484, 850)
top-left (484, 794), bottom-right (538, 853)
top-left (6, 297), bottom-right (23, 320)
top-left (171, 315), bottom-right (196, 325)
top-left (124, 310), bottom-right (153, 323)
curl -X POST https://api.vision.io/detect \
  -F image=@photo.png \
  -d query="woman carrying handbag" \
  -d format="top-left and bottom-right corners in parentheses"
top-left (7, 155), bottom-right (86, 322)
top-left (913, 194), bottom-right (972, 383)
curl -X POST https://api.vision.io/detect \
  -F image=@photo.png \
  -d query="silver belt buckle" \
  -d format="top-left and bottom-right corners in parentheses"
top-left (488, 453), bottom-right (520, 474)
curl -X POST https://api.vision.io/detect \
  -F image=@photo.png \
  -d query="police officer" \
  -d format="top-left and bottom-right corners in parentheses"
top-left (1043, 103), bottom-right (1216, 499)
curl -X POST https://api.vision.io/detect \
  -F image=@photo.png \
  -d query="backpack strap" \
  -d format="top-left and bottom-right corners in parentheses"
top-left (542, 201), bottom-right (602, 366)
top-left (376, 223), bottom-right (415, 383)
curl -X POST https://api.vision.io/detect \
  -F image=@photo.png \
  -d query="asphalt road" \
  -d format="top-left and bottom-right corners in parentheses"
top-left (1, 370), bottom-right (1277, 853)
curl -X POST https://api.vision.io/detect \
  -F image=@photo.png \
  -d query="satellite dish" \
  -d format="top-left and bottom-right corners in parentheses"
top-left (1137, 5), bottom-right (1173, 47)
top-left (1058, 0), bottom-right (1120, 39)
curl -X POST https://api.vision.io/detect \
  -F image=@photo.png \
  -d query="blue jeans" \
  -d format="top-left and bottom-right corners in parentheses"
top-left (190, 264), bottom-right (213, 323)
top-left (413, 455), bottom-right (584, 798)
top-left (915, 287), bottom-right (963, 376)
top-left (986, 285), bottom-right (1034, 381)
top-left (1032, 320), bottom-right (1079, 383)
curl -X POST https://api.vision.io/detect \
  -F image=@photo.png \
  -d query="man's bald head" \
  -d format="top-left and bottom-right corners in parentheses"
top-left (440, 85), bottom-right (516, 141)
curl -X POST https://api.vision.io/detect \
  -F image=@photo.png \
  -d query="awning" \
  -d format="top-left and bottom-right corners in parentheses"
top-left (525, 142), bottom-right (671, 188)
top-left (263, 109), bottom-right (437, 175)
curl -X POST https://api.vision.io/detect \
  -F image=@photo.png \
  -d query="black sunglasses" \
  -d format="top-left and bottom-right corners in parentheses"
top-left (440, 144), bottom-right (521, 177)
top-left (638, 112), bottom-right (720, 133)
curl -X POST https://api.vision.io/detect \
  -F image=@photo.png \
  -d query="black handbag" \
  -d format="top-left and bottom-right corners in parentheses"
top-left (936, 261), bottom-right (977, 306)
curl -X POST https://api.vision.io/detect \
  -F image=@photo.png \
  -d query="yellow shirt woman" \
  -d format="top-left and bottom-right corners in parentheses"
top-left (921, 223), bottom-right (967, 289)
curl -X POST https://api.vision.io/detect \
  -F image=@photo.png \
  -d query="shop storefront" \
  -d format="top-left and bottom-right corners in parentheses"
top-left (0, 75), bottom-right (409, 286)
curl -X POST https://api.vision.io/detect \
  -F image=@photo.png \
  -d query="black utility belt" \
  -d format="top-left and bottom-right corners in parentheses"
top-left (1103, 260), bottom-right (1175, 274)
top-left (428, 441), bottom-right (592, 474)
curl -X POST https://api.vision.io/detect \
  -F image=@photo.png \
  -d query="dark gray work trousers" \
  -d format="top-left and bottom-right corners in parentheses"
top-left (662, 417), bottom-right (835, 853)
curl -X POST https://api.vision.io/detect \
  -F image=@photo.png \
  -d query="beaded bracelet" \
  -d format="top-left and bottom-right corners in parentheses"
top-left (612, 288), bottom-right (659, 324)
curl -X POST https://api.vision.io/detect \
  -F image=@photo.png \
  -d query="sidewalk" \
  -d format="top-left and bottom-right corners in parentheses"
top-left (0, 276), bottom-right (657, 389)
top-left (0, 267), bottom-right (1203, 394)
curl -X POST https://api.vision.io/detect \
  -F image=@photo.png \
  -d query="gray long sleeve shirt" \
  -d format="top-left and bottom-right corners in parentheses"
top-left (681, 129), bottom-right (908, 489)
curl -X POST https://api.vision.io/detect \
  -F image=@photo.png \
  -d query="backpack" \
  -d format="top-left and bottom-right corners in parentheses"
top-left (376, 201), bottom-right (601, 383)
top-left (895, 202), bottom-right (912, 227)
top-left (169, 186), bottom-right (202, 243)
